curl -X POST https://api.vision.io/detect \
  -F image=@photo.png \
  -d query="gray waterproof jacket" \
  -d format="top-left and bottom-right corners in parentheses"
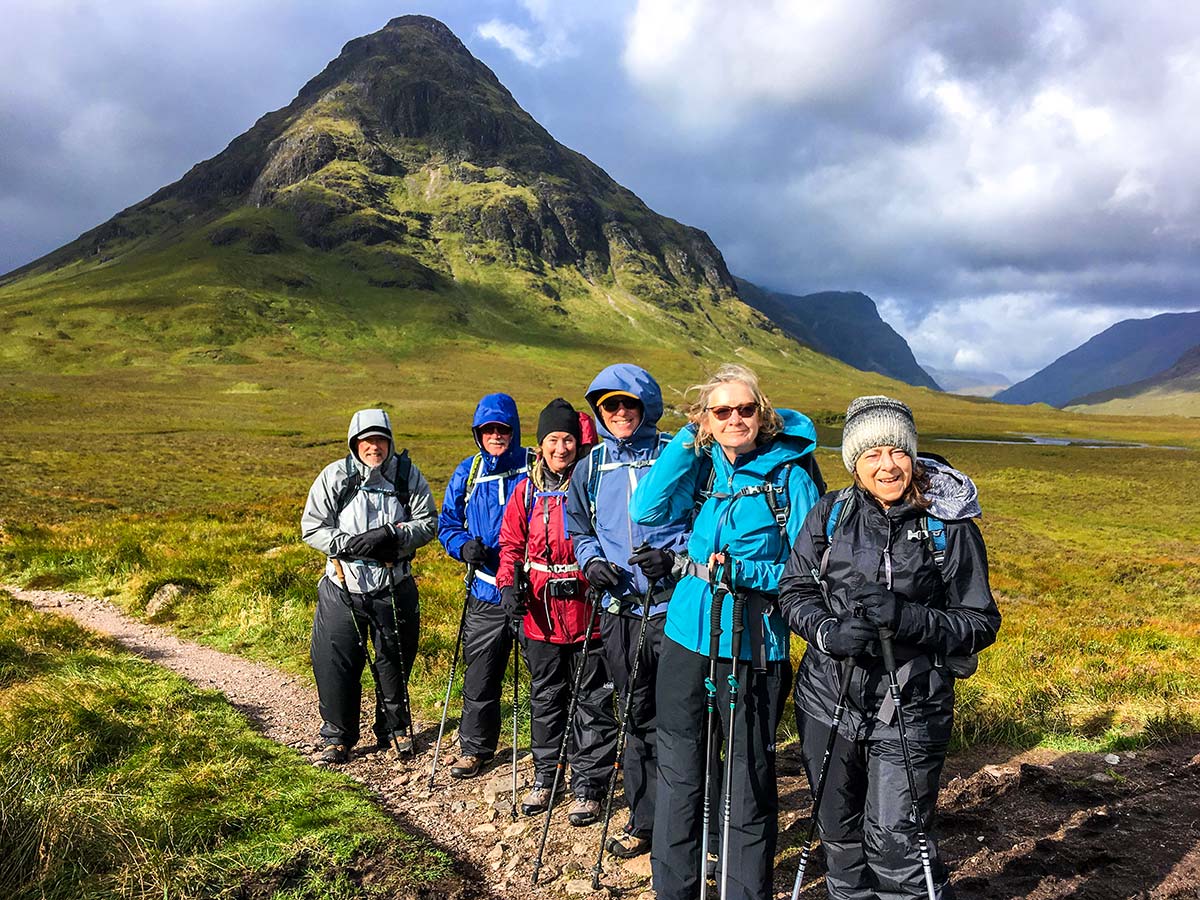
top-left (779, 461), bottom-right (1000, 743)
top-left (301, 409), bottom-right (438, 595)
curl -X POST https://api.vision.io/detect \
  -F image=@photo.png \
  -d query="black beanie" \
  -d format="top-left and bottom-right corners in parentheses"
top-left (537, 398), bottom-right (582, 444)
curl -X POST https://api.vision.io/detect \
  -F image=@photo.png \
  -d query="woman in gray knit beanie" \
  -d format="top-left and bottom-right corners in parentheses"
top-left (777, 395), bottom-right (1000, 900)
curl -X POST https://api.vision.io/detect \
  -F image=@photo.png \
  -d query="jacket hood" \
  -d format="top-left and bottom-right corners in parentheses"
top-left (725, 408), bottom-right (818, 477)
top-left (921, 455), bottom-right (982, 519)
top-left (472, 393), bottom-right (526, 471)
top-left (585, 364), bottom-right (664, 444)
top-left (346, 408), bottom-right (394, 463)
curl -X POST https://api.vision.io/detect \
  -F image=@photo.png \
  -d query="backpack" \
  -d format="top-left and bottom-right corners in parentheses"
top-left (696, 452), bottom-right (823, 561)
top-left (817, 475), bottom-right (978, 678)
top-left (464, 449), bottom-right (534, 510)
top-left (332, 450), bottom-right (415, 561)
top-left (583, 435), bottom-right (672, 520)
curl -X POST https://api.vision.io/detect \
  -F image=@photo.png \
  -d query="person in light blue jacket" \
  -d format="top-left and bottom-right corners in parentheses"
top-left (565, 363), bottom-right (696, 858)
top-left (630, 364), bottom-right (822, 900)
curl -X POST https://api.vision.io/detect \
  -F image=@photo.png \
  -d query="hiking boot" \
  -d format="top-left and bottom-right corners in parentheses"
top-left (450, 755), bottom-right (484, 779)
top-left (607, 830), bottom-right (651, 859)
top-left (521, 785), bottom-right (557, 816)
top-left (568, 797), bottom-right (602, 827)
top-left (706, 852), bottom-right (718, 880)
top-left (320, 743), bottom-right (349, 764)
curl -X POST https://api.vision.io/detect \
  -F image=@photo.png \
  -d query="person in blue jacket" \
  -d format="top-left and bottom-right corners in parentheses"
top-left (438, 393), bottom-right (531, 778)
top-left (630, 363), bottom-right (822, 900)
top-left (565, 363), bottom-right (696, 858)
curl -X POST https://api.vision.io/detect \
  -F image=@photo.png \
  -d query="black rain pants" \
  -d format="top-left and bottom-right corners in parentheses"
top-left (520, 629), bottom-right (617, 799)
top-left (457, 594), bottom-right (514, 759)
top-left (601, 611), bottom-right (665, 839)
top-left (797, 712), bottom-right (955, 899)
top-left (652, 636), bottom-right (790, 900)
top-left (311, 574), bottom-right (418, 748)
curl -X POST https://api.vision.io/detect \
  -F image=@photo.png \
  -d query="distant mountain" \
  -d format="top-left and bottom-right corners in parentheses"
top-left (735, 280), bottom-right (940, 390)
top-left (1066, 344), bottom-right (1200, 416)
top-left (924, 366), bottom-right (1011, 398)
top-left (995, 311), bottom-right (1200, 407)
top-left (0, 16), bottom-right (805, 373)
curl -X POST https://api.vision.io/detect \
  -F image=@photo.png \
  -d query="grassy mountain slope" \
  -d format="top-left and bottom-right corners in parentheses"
top-left (735, 279), bottom-right (941, 390)
top-left (997, 311), bottom-right (1200, 407)
top-left (0, 16), bottom-right (808, 378)
top-left (1067, 344), bottom-right (1200, 417)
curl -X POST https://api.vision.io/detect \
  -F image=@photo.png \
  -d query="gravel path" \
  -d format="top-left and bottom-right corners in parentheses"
top-left (13, 586), bottom-right (654, 900)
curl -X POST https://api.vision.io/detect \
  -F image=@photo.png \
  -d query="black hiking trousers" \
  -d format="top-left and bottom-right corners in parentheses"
top-left (601, 611), bottom-right (665, 839)
top-left (652, 636), bottom-right (790, 900)
top-left (457, 594), bottom-right (514, 759)
top-left (520, 629), bottom-right (617, 800)
top-left (797, 712), bottom-right (955, 900)
top-left (311, 574), bottom-right (419, 749)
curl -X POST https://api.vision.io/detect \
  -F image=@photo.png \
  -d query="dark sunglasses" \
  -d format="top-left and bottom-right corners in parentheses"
top-left (479, 423), bottom-right (512, 435)
top-left (706, 402), bottom-right (759, 421)
top-left (599, 396), bottom-right (642, 413)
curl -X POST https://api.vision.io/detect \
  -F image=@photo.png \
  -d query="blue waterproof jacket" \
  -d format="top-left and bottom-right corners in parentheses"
top-left (439, 393), bottom-right (532, 605)
top-left (565, 364), bottom-right (695, 617)
top-left (629, 410), bottom-right (820, 661)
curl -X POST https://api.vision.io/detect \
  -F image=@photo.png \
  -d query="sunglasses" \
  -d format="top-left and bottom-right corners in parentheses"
top-left (599, 396), bottom-right (642, 413)
top-left (479, 423), bottom-right (512, 436)
top-left (706, 402), bottom-right (759, 421)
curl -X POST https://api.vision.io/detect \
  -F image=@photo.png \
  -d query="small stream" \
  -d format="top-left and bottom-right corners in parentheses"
top-left (931, 433), bottom-right (1191, 451)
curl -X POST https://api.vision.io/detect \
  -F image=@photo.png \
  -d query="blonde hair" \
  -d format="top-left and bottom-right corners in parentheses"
top-left (685, 363), bottom-right (784, 453)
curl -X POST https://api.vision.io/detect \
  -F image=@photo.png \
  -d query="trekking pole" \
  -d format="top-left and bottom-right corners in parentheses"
top-left (429, 565), bottom-right (474, 790)
top-left (700, 548), bottom-right (731, 900)
top-left (385, 562), bottom-right (418, 757)
top-left (878, 625), bottom-right (938, 900)
top-left (331, 558), bottom-right (387, 750)
top-left (510, 560), bottom-right (527, 823)
top-left (719, 563), bottom-right (746, 900)
top-left (591, 569), bottom-right (656, 890)
top-left (789, 658), bottom-right (854, 900)
top-left (532, 584), bottom-right (603, 884)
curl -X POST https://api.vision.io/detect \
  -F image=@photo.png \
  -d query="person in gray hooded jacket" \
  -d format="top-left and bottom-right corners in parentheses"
top-left (301, 408), bottom-right (438, 763)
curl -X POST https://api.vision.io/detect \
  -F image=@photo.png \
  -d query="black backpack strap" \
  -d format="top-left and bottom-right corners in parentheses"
top-left (333, 453), bottom-right (363, 518)
top-left (393, 449), bottom-right (412, 513)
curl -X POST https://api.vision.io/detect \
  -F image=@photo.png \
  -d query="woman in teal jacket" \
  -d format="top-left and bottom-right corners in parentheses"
top-left (630, 364), bottom-right (821, 900)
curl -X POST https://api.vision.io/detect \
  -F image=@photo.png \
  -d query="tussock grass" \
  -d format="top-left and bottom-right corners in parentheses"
top-left (0, 591), bottom-right (454, 900)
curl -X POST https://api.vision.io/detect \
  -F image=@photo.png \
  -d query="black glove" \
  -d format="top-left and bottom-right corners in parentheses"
top-left (343, 524), bottom-right (399, 562)
top-left (584, 559), bottom-right (624, 593)
top-left (460, 538), bottom-right (490, 568)
top-left (500, 585), bottom-right (527, 617)
top-left (628, 546), bottom-right (674, 581)
top-left (822, 618), bottom-right (878, 660)
top-left (853, 582), bottom-right (903, 631)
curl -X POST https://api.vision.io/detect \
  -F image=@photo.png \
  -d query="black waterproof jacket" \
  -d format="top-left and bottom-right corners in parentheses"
top-left (779, 471), bottom-right (1000, 744)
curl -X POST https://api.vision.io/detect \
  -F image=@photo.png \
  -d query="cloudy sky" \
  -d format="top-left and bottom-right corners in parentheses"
top-left (3, 0), bottom-right (1198, 379)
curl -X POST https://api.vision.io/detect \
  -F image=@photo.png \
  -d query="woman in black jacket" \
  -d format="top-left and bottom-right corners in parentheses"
top-left (778, 396), bottom-right (1000, 900)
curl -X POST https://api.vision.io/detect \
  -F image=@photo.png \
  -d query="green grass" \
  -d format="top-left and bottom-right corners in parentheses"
top-left (0, 590), bottom-right (456, 900)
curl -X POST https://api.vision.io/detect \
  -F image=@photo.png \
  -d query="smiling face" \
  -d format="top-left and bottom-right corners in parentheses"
top-left (356, 435), bottom-right (390, 468)
top-left (478, 422), bottom-right (513, 457)
top-left (599, 396), bottom-right (643, 440)
top-left (707, 381), bottom-right (760, 460)
top-left (540, 431), bottom-right (578, 474)
top-left (854, 445), bottom-right (913, 508)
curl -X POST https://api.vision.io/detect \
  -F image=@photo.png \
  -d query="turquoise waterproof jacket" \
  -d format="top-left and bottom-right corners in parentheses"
top-left (629, 410), bottom-right (820, 662)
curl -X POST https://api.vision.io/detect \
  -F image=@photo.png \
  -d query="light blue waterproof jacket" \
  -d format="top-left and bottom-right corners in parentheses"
top-left (438, 393), bottom-right (531, 605)
top-left (629, 410), bottom-right (820, 661)
top-left (565, 364), bottom-right (695, 617)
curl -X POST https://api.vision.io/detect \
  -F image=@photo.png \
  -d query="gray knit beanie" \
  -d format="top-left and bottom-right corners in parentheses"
top-left (841, 396), bottom-right (918, 473)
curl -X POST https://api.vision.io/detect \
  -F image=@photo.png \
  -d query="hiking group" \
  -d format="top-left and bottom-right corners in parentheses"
top-left (301, 363), bottom-right (1000, 900)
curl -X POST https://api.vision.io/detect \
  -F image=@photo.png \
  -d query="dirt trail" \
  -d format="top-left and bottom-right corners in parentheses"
top-left (15, 586), bottom-right (1200, 899)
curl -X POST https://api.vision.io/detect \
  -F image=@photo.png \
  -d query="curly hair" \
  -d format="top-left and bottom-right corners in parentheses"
top-left (684, 363), bottom-right (784, 454)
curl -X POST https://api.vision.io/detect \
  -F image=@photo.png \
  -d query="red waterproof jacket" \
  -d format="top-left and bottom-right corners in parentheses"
top-left (497, 461), bottom-right (598, 644)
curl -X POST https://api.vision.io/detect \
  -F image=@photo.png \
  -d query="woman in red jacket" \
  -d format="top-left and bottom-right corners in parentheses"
top-left (498, 399), bottom-right (617, 826)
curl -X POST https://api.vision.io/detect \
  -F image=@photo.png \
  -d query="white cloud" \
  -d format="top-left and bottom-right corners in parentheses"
top-left (477, 19), bottom-right (541, 65)
top-left (475, 0), bottom-right (614, 66)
